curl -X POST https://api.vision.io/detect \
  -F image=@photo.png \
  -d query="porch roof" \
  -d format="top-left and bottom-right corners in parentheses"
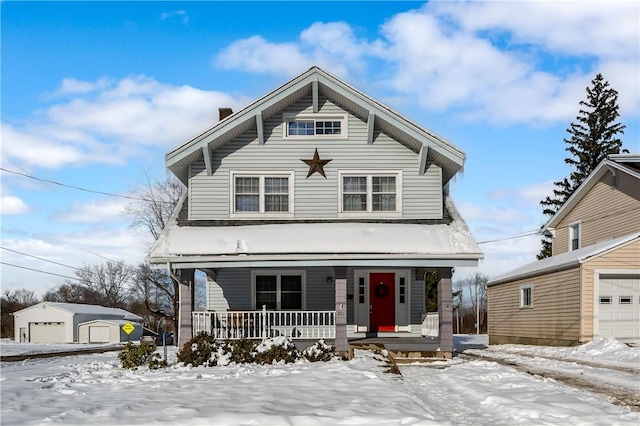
top-left (148, 196), bottom-right (483, 269)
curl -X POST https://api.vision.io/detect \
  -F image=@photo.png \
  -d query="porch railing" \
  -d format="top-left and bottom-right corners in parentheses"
top-left (422, 312), bottom-right (439, 337)
top-left (192, 306), bottom-right (336, 340)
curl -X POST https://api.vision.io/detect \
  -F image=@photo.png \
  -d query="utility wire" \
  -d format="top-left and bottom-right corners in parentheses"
top-left (0, 261), bottom-right (81, 281)
top-left (0, 246), bottom-right (78, 270)
top-left (0, 167), bottom-right (172, 204)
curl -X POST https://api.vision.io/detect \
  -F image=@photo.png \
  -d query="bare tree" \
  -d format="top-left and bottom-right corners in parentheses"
top-left (1, 289), bottom-right (39, 338)
top-left (454, 273), bottom-right (488, 333)
top-left (45, 261), bottom-right (134, 308)
top-left (126, 172), bottom-right (185, 245)
top-left (126, 173), bottom-right (186, 333)
top-left (132, 263), bottom-right (178, 332)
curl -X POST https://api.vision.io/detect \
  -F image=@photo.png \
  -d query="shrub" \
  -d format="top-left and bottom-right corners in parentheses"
top-left (118, 342), bottom-right (166, 370)
top-left (301, 339), bottom-right (337, 362)
top-left (230, 338), bottom-right (257, 364)
top-left (254, 336), bottom-right (299, 365)
top-left (176, 331), bottom-right (216, 367)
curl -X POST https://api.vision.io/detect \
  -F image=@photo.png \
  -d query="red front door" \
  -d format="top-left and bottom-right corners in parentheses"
top-left (369, 272), bottom-right (395, 332)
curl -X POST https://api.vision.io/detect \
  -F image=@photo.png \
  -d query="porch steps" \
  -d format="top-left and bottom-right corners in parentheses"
top-left (389, 350), bottom-right (452, 363)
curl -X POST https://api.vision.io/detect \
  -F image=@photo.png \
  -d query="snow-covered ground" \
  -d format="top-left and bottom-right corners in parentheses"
top-left (0, 338), bottom-right (122, 356)
top-left (1, 336), bottom-right (638, 425)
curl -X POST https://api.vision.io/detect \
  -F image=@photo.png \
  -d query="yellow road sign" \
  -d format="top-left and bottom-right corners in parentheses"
top-left (122, 322), bottom-right (135, 335)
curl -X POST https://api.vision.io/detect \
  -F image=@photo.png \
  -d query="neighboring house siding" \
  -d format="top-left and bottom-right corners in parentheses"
top-left (553, 171), bottom-right (640, 256)
top-left (488, 267), bottom-right (581, 345)
top-left (580, 239), bottom-right (640, 342)
top-left (188, 95), bottom-right (443, 221)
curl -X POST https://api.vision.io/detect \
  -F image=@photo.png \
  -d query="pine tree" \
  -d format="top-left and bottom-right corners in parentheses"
top-left (538, 74), bottom-right (626, 259)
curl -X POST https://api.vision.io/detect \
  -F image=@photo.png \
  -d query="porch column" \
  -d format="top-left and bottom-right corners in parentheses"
top-left (333, 266), bottom-right (348, 354)
top-left (437, 267), bottom-right (454, 353)
top-left (177, 268), bottom-right (195, 349)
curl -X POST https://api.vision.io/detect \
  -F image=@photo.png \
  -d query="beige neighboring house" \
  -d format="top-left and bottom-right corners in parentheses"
top-left (487, 154), bottom-right (640, 346)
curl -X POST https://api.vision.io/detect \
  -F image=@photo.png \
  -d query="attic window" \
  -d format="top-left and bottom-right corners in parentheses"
top-left (284, 115), bottom-right (346, 138)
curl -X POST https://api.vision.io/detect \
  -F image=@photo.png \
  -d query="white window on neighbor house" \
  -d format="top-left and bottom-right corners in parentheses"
top-left (599, 296), bottom-right (612, 304)
top-left (568, 221), bottom-right (581, 251)
top-left (519, 285), bottom-right (533, 308)
top-left (231, 172), bottom-right (294, 216)
top-left (338, 171), bottom-right (402, 215)
top-left (284, 114), bottom-right (347, 138)
top-left (619, 296), bottom-right (632, 305)
top-left (252, 271), bottom-right (306, 310)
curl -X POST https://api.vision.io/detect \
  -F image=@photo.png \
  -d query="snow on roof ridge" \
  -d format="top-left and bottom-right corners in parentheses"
top-left (488, 232), bottom-right (640, 286)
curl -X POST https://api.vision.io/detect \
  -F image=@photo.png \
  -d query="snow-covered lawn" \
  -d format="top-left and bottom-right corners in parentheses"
top-left (1, 336), bottom-right (638, 425)
top-left (0, 338), bottom-right (123, 356)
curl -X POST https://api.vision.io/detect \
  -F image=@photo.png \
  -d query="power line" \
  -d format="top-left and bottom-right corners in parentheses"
top-left (0, 261), bottom-right (80, 281)
top-left (0, 247), bottom-right (78, 270)
top-left (0, 167), bottom-right (171, 204)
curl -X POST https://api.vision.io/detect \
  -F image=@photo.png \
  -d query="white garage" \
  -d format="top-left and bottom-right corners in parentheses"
top-left (597, 276), bottom-right (640, 344)
top-left (12, 302), bottom-right (143, 343)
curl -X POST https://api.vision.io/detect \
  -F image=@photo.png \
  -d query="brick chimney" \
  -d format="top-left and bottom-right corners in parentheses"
top-left (218, 108), bottom-right (233, 121)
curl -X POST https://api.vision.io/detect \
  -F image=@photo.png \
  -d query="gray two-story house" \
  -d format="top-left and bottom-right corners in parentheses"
top-left (148, 67), bottom-right (482, 354)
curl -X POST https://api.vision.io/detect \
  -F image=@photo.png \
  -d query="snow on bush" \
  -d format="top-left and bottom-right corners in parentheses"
top-left (176, 334), bottom-right (341, 367)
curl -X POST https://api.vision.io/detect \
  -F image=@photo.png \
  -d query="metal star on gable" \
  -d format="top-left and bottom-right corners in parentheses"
top-left (301, 148), bottom-right (332, 178)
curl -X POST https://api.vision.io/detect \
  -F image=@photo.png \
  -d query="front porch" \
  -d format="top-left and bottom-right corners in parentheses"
top-left (192, 308), bottom-right (337, 340)
top-left (191, 308), bottom-right (440, 342)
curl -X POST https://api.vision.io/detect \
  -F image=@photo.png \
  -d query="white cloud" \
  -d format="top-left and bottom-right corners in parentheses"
top-left (0, 181), bottom-right (30, 215)
top-left (1, 195), bottom-right (29, 215)
top-left (214, 22), bottom-right (376, 79)
top-left (214, 2), bottom-right (639, 125)
top-left (2, 76), bottom-right (246, 170)
top-left (160, 10), bottom-right (189, 24)
top-left (51, 197), bottom-right (130, 224)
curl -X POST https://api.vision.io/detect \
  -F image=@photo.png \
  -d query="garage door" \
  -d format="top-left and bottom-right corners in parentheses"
top-left (598, 277), bottom-right (640, 344)
top-left (29, 322), bottom-right (66, 343)
top-left (89, 326), bottom-right (110, 343)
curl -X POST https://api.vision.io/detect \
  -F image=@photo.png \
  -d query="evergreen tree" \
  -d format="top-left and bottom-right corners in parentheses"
top-left (538, 74), bottom-right (626, 259)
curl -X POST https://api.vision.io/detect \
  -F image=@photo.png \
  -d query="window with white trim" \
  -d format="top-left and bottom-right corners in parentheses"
top-left (231, 172), bottom-right (293, 215)
top-left (520, 285), bottom-right (533, 308)
top-left (619, 296), bottom-right (632, 305)
top-left (284, 115), bottom-right (346, 138)
top-left (339, 171), bottom-right (401, 214)
top-left (569, 222), bottom-right (580, 251)
top-left (600, 296), bottom-right (612, 304)
top-left (253, 272), bottom-right (305, 310)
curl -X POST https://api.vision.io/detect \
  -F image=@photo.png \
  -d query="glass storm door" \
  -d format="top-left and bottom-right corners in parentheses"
top-left (369, 272), bottom-right (395, 332)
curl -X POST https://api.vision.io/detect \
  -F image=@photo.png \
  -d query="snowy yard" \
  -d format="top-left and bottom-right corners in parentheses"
top-left (1, 336), bottom-right (638, 425)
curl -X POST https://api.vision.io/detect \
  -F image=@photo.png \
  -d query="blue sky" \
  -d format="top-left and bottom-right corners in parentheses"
top-left (2, 1), bottom-right (639, 296)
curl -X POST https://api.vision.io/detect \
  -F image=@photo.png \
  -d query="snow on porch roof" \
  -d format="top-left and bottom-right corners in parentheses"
top-left (148, 218), bottom-right (482, 269)
top-left (488, 232), bottom-right (640, 286)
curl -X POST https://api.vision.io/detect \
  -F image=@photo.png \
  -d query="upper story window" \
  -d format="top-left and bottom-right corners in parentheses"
top-left (338, 171), bottom-right (402, 216)
top-left (284, 114), bottom-right (347, 138)
top-left (231, 171), bottom-right (294, 216)
top-left (569, 221), bottom-right (581, 251)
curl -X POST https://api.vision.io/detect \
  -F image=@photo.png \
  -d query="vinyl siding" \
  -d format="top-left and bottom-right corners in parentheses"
top-left (208, 267), bottom-right (427, 327)
top-left (552, 171), bottom-right (640, 256)
top-left (487, 267), bottom-right (581, 345)
top-left (580, 239), bottom-right (640, 342)
top-left (189, 95), bottom-right (442, 220)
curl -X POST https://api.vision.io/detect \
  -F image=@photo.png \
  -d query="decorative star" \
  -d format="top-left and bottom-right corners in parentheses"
top-left (301, 148), bottom-right (332, 178)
